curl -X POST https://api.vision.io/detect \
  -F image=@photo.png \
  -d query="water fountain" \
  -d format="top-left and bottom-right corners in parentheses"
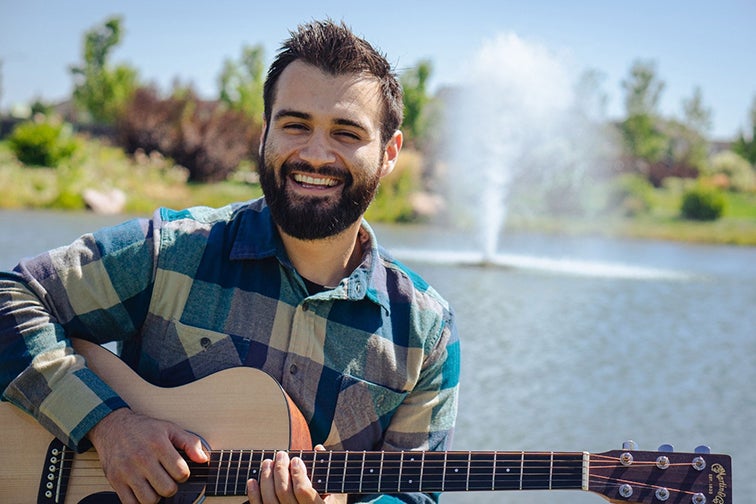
top-left (392, 33), bottom-right (689, 280)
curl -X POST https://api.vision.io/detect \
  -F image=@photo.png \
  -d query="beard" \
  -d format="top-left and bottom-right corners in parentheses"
top-left (258, 147), bottom-right (382, 241)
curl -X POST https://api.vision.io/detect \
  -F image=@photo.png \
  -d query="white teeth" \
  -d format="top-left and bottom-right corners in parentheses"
top-left (293, 173), bottom-right (339, 187)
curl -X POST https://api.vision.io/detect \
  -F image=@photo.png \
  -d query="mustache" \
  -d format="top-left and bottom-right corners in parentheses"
top-left (281, 161), bottom-right (351, 181)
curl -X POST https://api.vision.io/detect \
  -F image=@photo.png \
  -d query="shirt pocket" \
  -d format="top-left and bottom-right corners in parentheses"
top-left (157, 320), bottom-right (249, 386)
top-left (323, 374), bottom-right (408, 450)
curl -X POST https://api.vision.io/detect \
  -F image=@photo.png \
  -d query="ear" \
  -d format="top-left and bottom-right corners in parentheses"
top-left (379, 130), bottom-right (403, 178)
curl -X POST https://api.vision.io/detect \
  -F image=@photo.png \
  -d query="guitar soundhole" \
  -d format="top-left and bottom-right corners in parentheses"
top-left (76, 484), bottom-right (205, 504)
top-left (78, 493), bottom-right (120, 503)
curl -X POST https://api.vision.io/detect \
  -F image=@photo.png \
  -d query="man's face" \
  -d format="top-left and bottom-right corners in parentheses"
top-left (259, 60), bottom-right (401, 240)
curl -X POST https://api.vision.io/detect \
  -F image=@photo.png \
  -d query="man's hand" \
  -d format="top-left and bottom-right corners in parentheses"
top-left (247, 446), bottom-right (346, 504)
top-left (87, 408), bottom-right (209, 504)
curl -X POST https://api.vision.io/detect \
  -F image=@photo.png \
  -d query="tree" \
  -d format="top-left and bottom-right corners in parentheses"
top-left (733, 95), bottom-right (756, 166)
top-left (621, 59), bottom-right (664, 118)
top-left (70, 16), bottom-right (139, 124)
top-left (618, 60), bottom-right (669, 166)
top-left (400, 59), bottom-right (433, 148)
top-left (218, 44), bottom-right (265, 122)
top-left (681, 86), bottom-right (712, 136)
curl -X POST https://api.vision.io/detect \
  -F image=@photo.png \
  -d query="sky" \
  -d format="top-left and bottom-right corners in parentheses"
top-left (1, 0), bottom-right (754, 140)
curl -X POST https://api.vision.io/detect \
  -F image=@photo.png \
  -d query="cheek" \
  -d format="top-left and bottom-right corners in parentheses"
top-left (350, 146), bottom-right (385, 180)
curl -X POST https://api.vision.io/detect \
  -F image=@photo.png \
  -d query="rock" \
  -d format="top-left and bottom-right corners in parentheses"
top-left (82, 188), bottom-right (127, 214)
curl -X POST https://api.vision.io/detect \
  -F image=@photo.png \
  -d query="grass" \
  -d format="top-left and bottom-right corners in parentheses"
top-left (2, 137), bottom-right (755, 246)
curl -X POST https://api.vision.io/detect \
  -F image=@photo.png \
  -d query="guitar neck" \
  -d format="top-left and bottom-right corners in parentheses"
top-left (202, 449), bottom-right (586, 496)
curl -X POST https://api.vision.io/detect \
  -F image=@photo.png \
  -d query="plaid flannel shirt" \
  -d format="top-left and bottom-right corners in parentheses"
top-left (0, 197), bottom-right (460, 503)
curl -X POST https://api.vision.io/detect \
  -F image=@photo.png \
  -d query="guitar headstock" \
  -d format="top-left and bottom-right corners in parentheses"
top-left (590, 443), bottom-right (732, 503)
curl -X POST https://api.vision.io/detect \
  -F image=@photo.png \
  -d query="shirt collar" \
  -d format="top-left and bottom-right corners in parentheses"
top-left (229, 198), bottom-right (391, 312)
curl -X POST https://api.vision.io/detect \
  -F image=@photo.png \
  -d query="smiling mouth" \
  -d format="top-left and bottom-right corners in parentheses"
top-left (291, 172), bottom-right (342, 189)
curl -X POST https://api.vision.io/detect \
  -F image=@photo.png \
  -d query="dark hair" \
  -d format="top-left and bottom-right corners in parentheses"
top-left (263, 19), bottom-right (403, 145)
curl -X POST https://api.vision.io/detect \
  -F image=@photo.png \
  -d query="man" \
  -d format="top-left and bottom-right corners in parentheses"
top-left (0, 20), bottom-right (459, 504)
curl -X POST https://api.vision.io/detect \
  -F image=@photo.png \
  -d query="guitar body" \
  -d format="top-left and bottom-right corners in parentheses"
top-left (0, 338), bottom-right (311, 503)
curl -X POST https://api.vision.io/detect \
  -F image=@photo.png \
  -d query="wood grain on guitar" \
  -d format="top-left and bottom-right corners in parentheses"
top-left (0, 339), bottom-right (733, 503)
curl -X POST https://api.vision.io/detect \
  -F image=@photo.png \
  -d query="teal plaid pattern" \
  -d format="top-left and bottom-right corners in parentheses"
top-left (1, 198), bottom-right (459, 503)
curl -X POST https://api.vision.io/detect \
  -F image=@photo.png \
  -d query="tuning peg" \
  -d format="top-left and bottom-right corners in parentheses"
top-left (694, 445), bottom-right (711, 454)
top-left (622, 440), bottom-right (638, 450)
top-left (658, 444), bottom-right (674, 452)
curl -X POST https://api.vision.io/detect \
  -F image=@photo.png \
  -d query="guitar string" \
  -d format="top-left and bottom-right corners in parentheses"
top-left (57, 450), bottom-right (705, 491)
top-left (57, 454), bottom-right (693, 495)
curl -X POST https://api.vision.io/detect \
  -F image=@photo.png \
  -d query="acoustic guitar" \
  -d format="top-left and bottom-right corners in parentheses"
top-left (0, 339), bottom-right (732, 503)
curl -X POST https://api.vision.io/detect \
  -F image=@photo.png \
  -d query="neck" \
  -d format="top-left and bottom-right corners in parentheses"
top-left (279, 222), bottom-right (364, 287)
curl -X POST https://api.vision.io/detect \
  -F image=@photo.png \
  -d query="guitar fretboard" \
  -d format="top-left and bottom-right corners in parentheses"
top-left (199, 450), bottom-right (586, 496)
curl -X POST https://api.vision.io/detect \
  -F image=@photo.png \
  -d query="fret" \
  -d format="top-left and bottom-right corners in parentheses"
top-left (342, 451), bottom-right (349, 493)
top-left (549, 452), bottom-right (553, 490)
top-left (212, 449), bottom-right (224, 495)
top-left (519, 452), bottom-right (524, 490)
top-left (359, 451), bottom-right (366, 493)
top-left (491, 451), bottom-right (497, 491)
top-left (466, 451), bottom-right (471, 491)
top-left (398, 451), bottom-right (404, 492)
top-left (377, 451), bottom-right (384, 493)
top-left (442, 452), bottom-right (447, 492)
top-left (419, 451), bottom-right (426, 492)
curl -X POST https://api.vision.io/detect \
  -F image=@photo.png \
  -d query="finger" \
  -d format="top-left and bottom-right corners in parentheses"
top-left (130, 476), bottom-right (163, 504)
top-left (110, 480), bottom-right (140, 504)
top-left (259, 458), bottom-right (279, 503)
top-left (171, 428), bottom-right (209, 464)
top-left (162, 428), bottom-right (207, 484)
top-left (273, 451), bottom-right (294, 500)
top-left (247, 478), bottom-right (262, 504)
top-left (290, 456), bottom-right (320, 501)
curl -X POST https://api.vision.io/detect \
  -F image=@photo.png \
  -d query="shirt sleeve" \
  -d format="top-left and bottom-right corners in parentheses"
top-left (0, 216), bottom-right (156, 451)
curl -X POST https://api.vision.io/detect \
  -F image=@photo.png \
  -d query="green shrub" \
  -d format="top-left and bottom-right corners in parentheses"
top-left (707, 150), bottom-right (755, 192)
top-left (681, 184), bottom-right (726, 221)
top-left (8, 119), bottom-right (78, 167)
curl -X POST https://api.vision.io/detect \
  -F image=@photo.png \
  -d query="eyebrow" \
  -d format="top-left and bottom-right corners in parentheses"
top-left (273, 109), bottom-right (371, 135)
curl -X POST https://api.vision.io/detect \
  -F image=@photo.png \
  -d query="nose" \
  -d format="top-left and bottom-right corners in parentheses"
top-left (297, 130), bottom-right (337, 167)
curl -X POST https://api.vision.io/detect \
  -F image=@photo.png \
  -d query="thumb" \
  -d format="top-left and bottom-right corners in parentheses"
top-left (171, 428), bottom-right (210, 463)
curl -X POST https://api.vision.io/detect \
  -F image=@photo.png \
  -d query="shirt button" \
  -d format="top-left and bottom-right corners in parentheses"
top-left (289, 364), bottom-right (298, 375)
top-left (200, 337), bottom-right (211, 349)
top-left (301, 302), bottom-right (309, 312)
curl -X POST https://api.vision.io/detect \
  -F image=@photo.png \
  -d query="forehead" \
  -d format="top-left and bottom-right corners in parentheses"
top-left (272, 60), bottom-right (384, 130)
